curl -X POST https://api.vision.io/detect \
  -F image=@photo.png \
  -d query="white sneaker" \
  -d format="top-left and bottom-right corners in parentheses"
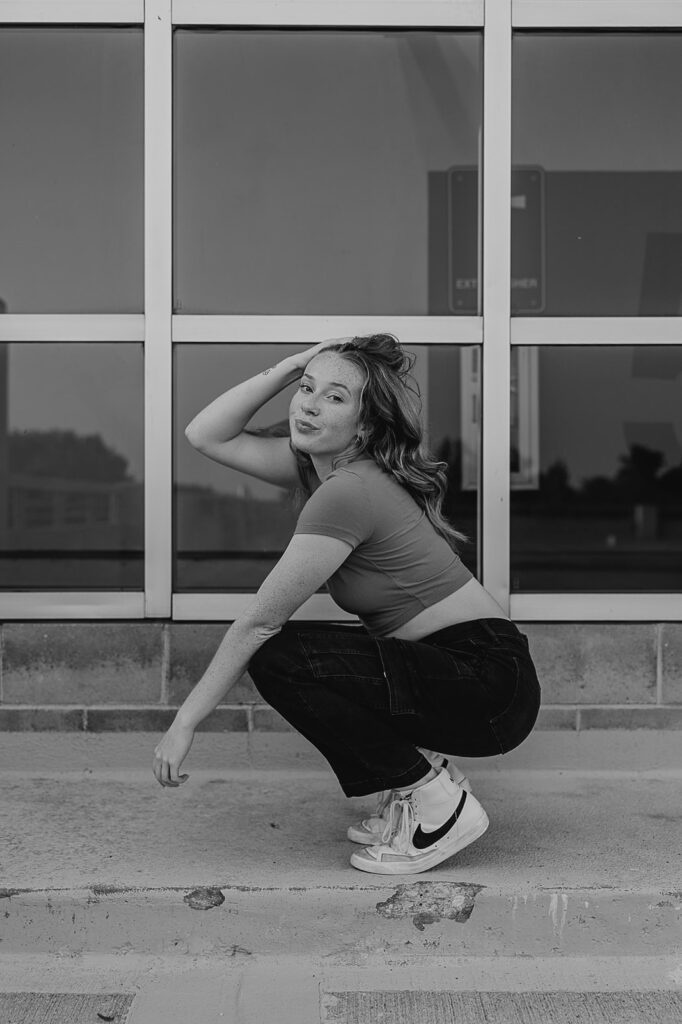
top-left (350, 767), bottom-right (489, 875)
top-left (346, 754), bottom-right (471, 846)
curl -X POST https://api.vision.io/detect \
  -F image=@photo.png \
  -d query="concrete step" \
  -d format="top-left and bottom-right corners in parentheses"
top-left (3, 882), bottom-right (680, 957)
top-left (1, 732), bottom-right (680, 959)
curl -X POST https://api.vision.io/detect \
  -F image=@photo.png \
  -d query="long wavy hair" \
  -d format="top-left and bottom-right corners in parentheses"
top-left (290, 333), bottom-right (467, 550)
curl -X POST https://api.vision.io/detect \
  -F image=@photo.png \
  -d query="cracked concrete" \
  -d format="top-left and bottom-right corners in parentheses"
top-left (376, 881), bottom-right (485, 929)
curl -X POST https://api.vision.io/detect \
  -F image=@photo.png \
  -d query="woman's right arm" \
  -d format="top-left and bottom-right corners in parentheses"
top-left (184, 341), bottom-right (341, 487)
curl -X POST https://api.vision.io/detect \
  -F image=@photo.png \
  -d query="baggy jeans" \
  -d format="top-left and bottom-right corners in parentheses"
top-left (249, 617), bottom-right (541, 797)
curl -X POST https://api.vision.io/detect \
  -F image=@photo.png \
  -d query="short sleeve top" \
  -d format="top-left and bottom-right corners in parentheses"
top-left (294, 459), bottom-right (472, 636)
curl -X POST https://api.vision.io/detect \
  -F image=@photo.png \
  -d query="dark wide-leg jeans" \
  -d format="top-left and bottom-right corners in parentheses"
top-left (249, 617), bottom-right (541, 798)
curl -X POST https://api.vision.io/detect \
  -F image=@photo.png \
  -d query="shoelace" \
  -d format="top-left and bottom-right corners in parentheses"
top-left (371, 789), bottom-right (393, 819)
top-left (380, 796), bottom-right (415, 853)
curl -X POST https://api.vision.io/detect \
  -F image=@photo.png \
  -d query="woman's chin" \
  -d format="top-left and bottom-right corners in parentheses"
top-left (290, 435), bottom-right (316, 454)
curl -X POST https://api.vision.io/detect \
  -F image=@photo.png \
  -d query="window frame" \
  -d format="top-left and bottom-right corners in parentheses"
top-left (0, 0), bottom-right (679, 622)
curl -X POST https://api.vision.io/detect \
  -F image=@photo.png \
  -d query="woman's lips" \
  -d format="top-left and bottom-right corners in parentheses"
top-left (294, 418), bottom-right (320, 433)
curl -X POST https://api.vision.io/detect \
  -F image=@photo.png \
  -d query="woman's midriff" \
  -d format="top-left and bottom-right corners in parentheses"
top-left (384, 577), bottom-right (510, 642)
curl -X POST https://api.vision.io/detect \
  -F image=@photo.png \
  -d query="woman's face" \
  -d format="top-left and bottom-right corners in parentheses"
top-left (289, 352), bottom-right (365, 465)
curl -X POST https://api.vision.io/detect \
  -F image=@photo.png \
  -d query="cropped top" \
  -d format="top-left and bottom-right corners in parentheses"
top-left (293, 459), bottom-right (472, 636)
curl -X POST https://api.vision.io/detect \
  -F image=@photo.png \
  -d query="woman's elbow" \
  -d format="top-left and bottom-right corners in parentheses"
top-left (184, 420), bottom-right (206, 451)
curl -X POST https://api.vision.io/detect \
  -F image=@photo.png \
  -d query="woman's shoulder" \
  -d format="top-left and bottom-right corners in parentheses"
top-left (328, 458), bottom-right (386, 484)
top-left (326, 460), bottom-right (418, 516)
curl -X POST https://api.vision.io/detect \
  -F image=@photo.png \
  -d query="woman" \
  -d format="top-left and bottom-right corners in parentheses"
top-left (153, 334), bottom-right (541, 875)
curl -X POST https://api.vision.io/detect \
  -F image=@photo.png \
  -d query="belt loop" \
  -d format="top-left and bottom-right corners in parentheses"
top-left (480, 620), bottom-right (498, 641)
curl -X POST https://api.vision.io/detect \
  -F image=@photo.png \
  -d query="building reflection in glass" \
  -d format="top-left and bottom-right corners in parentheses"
top-left (0, 342), bottom-right (144, 589)
top-left (511, 347), bottom-right (682, 591)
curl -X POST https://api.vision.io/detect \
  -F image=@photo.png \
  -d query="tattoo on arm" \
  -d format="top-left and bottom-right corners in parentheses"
top-left (262, 367), bottom-right (274, 376)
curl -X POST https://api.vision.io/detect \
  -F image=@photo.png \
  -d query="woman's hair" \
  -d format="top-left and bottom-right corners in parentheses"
top-left (291, 333), bottom-right (467, 550)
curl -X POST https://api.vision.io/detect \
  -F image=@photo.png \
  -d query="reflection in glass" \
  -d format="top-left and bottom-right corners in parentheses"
top-left (174, 345), bottom-right (479, 592)
top-left (512, 34), bottom-right (682, 315)
top-left (0, 29), bottom-right (143, 312)
top-left (0, 344), bottom-right (144, 588)
top-left (174, 31), bottom-right (481, 315)
top-left (511, 347), bottom-right (682, 591)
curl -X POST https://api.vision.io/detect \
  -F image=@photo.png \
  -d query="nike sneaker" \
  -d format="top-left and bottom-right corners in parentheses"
top-left (346, 754), bottom-right (471, 846)
top-left (349, 767), bottom-right (489, 875)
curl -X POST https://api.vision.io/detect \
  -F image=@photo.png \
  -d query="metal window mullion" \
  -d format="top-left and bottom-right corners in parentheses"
top-left (512, 318), bottom-right (682, 346)
top-left (172, 0), bottom-right (484, 27)
top-left (173, 593), bottom-right (355, 621)
top-left (511, 593), bottom-right (682, 622)
top-left (513, 1), bottom-right (682, 29)
top-left (481, 0), bottom-right (512, 611)
top-left (0, 1), bottom-right (143, 21)
top-left (172, 315), bottom-right (483, 346)
top-left (144, 0), bottom-right (173, 618)
top-left (0, 593), bottom-right (145, 619)
top-left (0, 315), bottom-right (144, 343)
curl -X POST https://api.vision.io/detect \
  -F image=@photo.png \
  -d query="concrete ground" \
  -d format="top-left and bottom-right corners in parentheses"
top-left (0, 731), bottom-right (681, 1022)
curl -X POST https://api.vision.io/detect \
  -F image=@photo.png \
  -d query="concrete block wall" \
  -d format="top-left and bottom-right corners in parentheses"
top-left (0, 621), bottom-right (681, 732)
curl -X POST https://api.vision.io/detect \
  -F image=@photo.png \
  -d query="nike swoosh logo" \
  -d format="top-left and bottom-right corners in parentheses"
top-left (412, 791), bottom-right (468, 850)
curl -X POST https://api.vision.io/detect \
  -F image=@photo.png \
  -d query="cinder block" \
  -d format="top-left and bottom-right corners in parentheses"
top-left (87, 707), bottom-right (177, 732)
top-left (520, 623), bottom-right (656, 705)
top-left (580, 706), bottom-right (682, 730)
top-left (167, 624), bottom-right (258, 704)
top-left (661, 624), bottom-right (682, 704)
top-left (252, 707), bottom-right (295, 732)
top-left (534, 707), bottom-right (578, 730)
top-left (0, 707), bottom-right (85, 731)
top-left (3, 623), bottom-right (163, 705)
top-left (196, 707), bottom-right (249, 732)
top-left (86, 705), bottom-right (250, 733)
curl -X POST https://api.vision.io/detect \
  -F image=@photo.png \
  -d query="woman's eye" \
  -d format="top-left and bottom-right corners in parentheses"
top-left (299, 382), bottom-right (312, 392)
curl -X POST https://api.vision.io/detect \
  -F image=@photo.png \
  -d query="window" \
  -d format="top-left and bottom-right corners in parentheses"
top-left (1, 344), bottom-right (144, 589)
top-left (174, 30), bottom-right (482, 315)
top-left (511, 346), bottom-right (682, 592)
top-left (512, 33), bottom-right (682, 316)
top-left (0, 28), bottom-right (143, 313)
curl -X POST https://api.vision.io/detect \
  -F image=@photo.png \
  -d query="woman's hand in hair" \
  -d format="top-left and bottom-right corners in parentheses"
top-left (291, 337), bottom-right (353, 373)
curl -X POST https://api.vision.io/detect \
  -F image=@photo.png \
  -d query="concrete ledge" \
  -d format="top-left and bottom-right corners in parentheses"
top-left (580, 706), bottom-right (682, 729)
top-left (2, 884), bottom-right (679, 958)
top-left (2, 703), bottom-right (682, 733)
top-left (0, 707), bottom-right (85, 731)
top-left (85, 706), bottom-right (250, 733)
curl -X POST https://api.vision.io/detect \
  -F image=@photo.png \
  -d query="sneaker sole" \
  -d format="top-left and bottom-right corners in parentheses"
top-left (349, 807), bottom-right (489, 875)
top-left (346, 777), bottom-right (473, 846)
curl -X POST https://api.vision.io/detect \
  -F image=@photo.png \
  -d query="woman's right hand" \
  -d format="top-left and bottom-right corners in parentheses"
top-left (153, 719), bottom-right (195, 788)
top-left (289, 337), bottom-right (353, 373)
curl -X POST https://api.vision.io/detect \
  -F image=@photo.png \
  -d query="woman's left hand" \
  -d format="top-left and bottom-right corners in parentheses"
top-left (153, 720), bottom-right (195, 787)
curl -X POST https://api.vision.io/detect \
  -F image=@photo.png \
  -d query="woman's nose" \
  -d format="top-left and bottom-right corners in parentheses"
top-left (301, 398), bottom-right (319, 416)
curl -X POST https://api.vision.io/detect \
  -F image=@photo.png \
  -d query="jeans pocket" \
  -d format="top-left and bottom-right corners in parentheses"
top-left (298, 632), bottom-right (380, 680)
top-left (375, 637), bottom-right (419, 716)
top-left (489, 656), bottom-right (541, 754)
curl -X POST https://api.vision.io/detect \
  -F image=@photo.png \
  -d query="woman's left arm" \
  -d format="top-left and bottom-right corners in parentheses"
top-left (153, 533), bottom-right (352, 787)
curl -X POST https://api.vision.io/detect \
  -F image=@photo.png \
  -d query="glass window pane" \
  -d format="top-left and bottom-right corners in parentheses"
top-left (512, 34), bottom-right (682, 315)
top-left (0, 344), bottom-right (144, 588)
top-left (511, 346), bottom-right (682, 592)
top-left (174, 31), bottom-right (482, 315)
top-left (0, 29), bottom-right (143, 313)
top-left (174, 344), bottom-right (479, 591)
